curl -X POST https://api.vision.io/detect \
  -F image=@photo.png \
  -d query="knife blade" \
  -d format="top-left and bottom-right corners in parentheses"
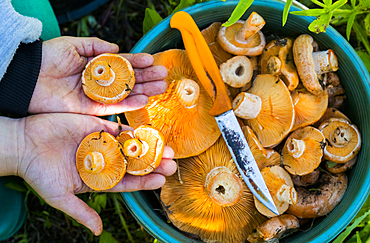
top-left (170, 11), bottom-right (279, 215)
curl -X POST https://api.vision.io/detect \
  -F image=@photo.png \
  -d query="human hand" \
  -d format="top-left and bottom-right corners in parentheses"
top-left (14, 113), bottom-right (176, 235)
top-left (29, 36), bottom-right (168, 115)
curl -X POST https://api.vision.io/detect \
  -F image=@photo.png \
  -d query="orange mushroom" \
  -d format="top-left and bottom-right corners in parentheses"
top-left (82, 53), bottom-right (135, 104)
top-left (314, 107), bottom-right (350, 127)
top-left (125, 49), bottom-right (220, 158)
top-left (116, 125), bottom-right (165, 176)
top-left (76, 131), bottom-right (127, 190)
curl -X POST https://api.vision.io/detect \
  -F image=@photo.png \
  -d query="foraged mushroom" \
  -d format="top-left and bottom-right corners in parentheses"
top-left (76, 131), bottom-right (127, 190)
top-left (314, 107), bottom-right (350, 127)
top-left (82, 53), bottom-right (135, 104)
top-left (291, 169), bottom-right (320, 187)
top-left (160, 138), bottom-right (265, 243)
top-left (325, 156), bottom-right (358, 174)
top-left (325, 72), bottom-right (346, 108)
top-left (260, 38), bottom-right (299, 91)
top-left (288, 172), bottom-right (348, 218)
top-left (217, 12), bottom-right (266, 56)
top-left (247, 214), bottom-right (300, 242)
top-left (293, 34), bottom-right (338, 95)
top-left (232, 92), bottom-right (262, 119)
top-left (220, 55), bottom-right (253, 88)
top-left (291, 86), bottom-right (328, 131)
top-left (242, 74), bottom-right (295, 148)
top-left (125, 49), bottom-right (220, 158)
top-left (254, 166), bottom-right (297, 217)
top-left (319, 117), bottom-right (361, 163)
top-left (116, 125), bottom-right (165, 176)
top-left (282, 126), bottom-right (325, 176)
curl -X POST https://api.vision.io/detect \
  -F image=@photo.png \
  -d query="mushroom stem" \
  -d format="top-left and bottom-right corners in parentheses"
top-left (91, 60), bottom-right (116, 86)
top-left (235, 12), bottom-right (265, 43)
top-left (123, 138), bottom-right (143, 158)
top-left (312, 49), bottom-right (338, 75)
top-left (267, 56), bottom-right (282, 76)
top-left (232, 92), bottom-right (262, 119)
top-left (84, 151), bottom-right (105, 173)
top-left (175, 79), bottom-right (200, 108)
top-left (287, 138), bottom-right (306, 158)
top-left (330, 126), bottom-right (352, 147)
top-left (277, 184), bottom-right (297, 204)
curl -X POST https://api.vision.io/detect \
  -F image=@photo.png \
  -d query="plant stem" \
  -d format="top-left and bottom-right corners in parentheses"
top-left (111, 193), bottom-right (135, 243)
top-left (353, 20), bottom-right (370, 55)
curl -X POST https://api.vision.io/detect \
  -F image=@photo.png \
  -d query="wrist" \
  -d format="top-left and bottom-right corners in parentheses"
top-left (0, 116), bottom-right (22, 176)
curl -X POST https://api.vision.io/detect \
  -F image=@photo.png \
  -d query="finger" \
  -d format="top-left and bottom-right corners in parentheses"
top-left (66, 37), bottom-right (119, 57)
top-left (86, 95), bottom-right (149, 115)
top-left (120, 53), bottom-right (154, 68)
top-left (163, 146), bottom-right (175, 159)
top-left (104, 173), bottom-right (166, 192)
top-left (154, 159), bottom-right (177, 176)
top-left (50, 193), bottom-right (103, 236)
top-left (134, 65), bottom-right (168, 83)
top-left (130, 80), bottom-right (167, 97)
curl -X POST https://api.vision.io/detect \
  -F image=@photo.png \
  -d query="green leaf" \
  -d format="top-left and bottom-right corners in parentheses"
top-left (142, 8), bottom-right (163, 34)
top-left (351, 0), bottom-right (356, 8)
top-left (359, 0), bottom-right (370, 8)
top-left (311, 0), bottom-right (327, 8)
top-left (323, 0), bottom-right (332, 6)
top-left (290, 9), bottom-right (327, 17)
top-left (333, 208), bottom-right (370, 243)
top-left (364, 13), bottom-right (370, 36)
top-left (356, 50), bottom-right (370, 72)
top-left (353, 20), bottom-right (370, 55)
top-left (99, 230), bottom-right (119, 243)
top-left (5, 181), bottom-right (27, 192)
top-left (329, 0), bottom-right (348, 11)
top-left (282, 0), bottom-right (294, 26)
top-left (171, 0), bottom-right (197, 14)
top-left (222, 0), bottom-right (254, 27)
top-left (87, 193), bottom-right (107, 214)
top-left (308, 13), bottom-right (332, 33)
top-left (347, 12), bottom-right (358, 40)
top-left (326, 161), bottom-right (338, 168)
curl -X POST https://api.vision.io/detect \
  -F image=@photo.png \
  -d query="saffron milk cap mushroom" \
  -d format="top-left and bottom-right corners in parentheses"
top-left (220, 55), bottom-right (254, 88)
top-left (82, 53), bottom-right (135, 104)
top-left (76, 131), bottom-right (127, 191)
top-left (314, 107), bottom-right (350, 127)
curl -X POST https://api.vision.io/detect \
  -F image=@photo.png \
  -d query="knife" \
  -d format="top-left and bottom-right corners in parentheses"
top-left (170, 11), bottom-right (279, 215)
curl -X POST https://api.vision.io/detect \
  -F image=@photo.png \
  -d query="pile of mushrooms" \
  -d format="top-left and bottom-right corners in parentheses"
top-left (121, 11), bottom-right (363, 243)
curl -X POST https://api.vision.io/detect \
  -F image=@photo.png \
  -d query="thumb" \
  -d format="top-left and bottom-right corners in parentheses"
top-left (50, 193), bottom-right (103, 235)
top-left (66, 36), bottom-right (119, 57)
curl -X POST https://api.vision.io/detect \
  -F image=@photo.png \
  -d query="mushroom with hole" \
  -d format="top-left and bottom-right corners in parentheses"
top-left (125, 49), bottom-right (220, 158)
top-left (287, 172), bottom-right (348, 218)
top-left (220, 55), bottom-right (254, 88)
top-left (260, 38), bottom-right (299, 91)
top-left (293, 34), bottom-right (339, 95)
top-left (160, 138), bottom-right (266, 243)
top-left (254, 165), bottom-right (297, 217)
top-left (319, 117), bottom-right (361, 163)
top-left (116, 125), bottom-right (165, 176)
top-left (282, 126), bottom-right (325, 176)
top-left (217, 12), bottom-right (266, 56)
top-left (82, 53), bottom-right (135, 104)
top-left (240, 74), bottom-right (295, 148)
top-left (247, 214), bottom-right (300, 242)
top-left (76, 131), bottom-right (127, 191)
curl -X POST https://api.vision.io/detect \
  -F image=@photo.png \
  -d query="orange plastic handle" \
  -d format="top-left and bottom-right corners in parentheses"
top-left (170, 11), bottom-right (232, 116)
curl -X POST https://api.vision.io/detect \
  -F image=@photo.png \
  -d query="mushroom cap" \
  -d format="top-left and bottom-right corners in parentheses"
top-left (293, 34), bottom-right (324, 95)
top-left (291, 86), bottom-right (328, 131)
top-left (160, 138), bottom-right (265, 243)
top-left (242, 125), bottom-right (281, 170)
top-left (319, 117), bottom-right (362, 163)
top-left (282, 126), bottom-right (325, 176)
top-left (82, 53), bottom-right (135, 104)
top-left (254, 165), bottom-right (296, 217)
top-left (125, 49), bottom-right (220, 159)
top-left (314, 107), bottom-right (350, 127)
top-left (291, 169), bottom-right (320, 187)
top-left (76, 131), bottom-right (127, 190)
top-left (217, 20), bottom-right (266, 56)
top-left (243, 74), bottom-right (295, 148)
top-left (325, 155), bottom-right (358, 174)
top-left (117, 125), bottom-right (165, 176)
top-left (288, 172), bottom-right (348, 218)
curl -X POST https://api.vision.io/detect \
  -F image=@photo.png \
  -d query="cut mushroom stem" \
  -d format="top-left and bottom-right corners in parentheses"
top-left (220, 56), bottom-right (253, 88)
top-left (91, 60), bottom-right (116, 86)
top-left (312, 49), bottom-right (339, 75)
top-left (123, 138), bottom-right (143, 158)
top-left (277, 184), bottom-right (297, 204)
top-left (232, 92), bottom-right (262, 119)
top-left (330, 126), bottom-right (352, 147)
top-left (175, 79), bottom-right (200, 108)
top-left (235, 12), bottom-right (265, 42)
top-left (287, 138), bottom-right (306, 159)
top-left (84, 151), bottom-right (105, 173)
top-left (267, 56), bottom-right (282, 76)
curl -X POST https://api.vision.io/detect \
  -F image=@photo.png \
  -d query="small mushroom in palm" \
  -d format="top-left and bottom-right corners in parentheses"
top-left (247, 214), bottom-right (300, 242)
top-left (217, 12), bottom-right (266, 56)
top-left (254, 165), bottom-right (297, 217)
top-left (319, 118), bottom-right (361, 163)
top-left (293, 34), bottom-right (339, 95)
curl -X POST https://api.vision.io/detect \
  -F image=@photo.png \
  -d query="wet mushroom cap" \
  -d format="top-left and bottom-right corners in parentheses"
top-left (314, 107), bottom-right (350, 127)
top-left (82, 53), bottom-right (135, 104)
top-left (282, 126), bottom-right (325, 176)
top-left (325, 156), bottom-right (358, 174)
top-left (319, 117), bottom-right (361, 163)
top-left (243, 74), bottom-right (295, 148)
top-left (76, 131), bottom-right (127, 191)
top-left (160, 138), bottom-right (265, 243)
top-left (125, 49), bottom-right (220, 158)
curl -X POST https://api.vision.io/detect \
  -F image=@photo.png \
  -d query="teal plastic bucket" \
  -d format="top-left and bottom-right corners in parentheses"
top-left (119, 0), bottom-right (370, 242)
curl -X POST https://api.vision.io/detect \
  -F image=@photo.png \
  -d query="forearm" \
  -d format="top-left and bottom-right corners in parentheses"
top-left (0, 116), bottom-right (21, 176)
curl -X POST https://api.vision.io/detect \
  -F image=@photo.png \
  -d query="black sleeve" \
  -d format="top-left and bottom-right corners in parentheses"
top-left (0, 39), bottom-right (43, 118)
